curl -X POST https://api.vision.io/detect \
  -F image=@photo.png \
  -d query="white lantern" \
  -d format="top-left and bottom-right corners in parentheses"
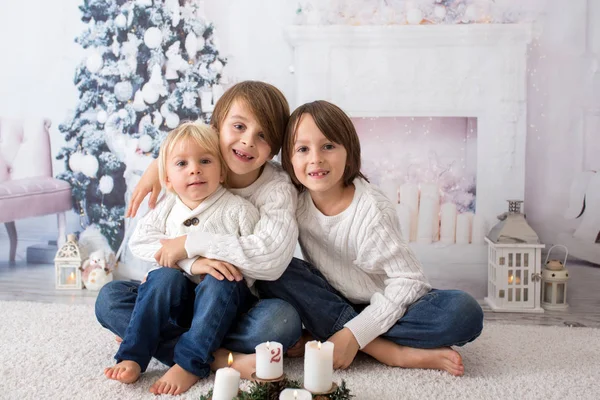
top-left (485, 200), bottom-right (545, 313)
top-left (541, 245), bottom-right (570, 310)
top-left (55, 234), bottom-right (84, 290)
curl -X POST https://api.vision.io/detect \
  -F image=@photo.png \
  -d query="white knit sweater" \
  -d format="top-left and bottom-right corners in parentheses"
top-left (297, 178), bottom-right (432, 348)
top-left (184, 162), bottom-right (299, 281)
top-left (128, 185), bottom-right (259, 285)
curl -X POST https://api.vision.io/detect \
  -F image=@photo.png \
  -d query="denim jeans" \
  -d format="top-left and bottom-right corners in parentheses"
top-left (256, 258), bottom-right (484, 349)
top-left (95, 268), bottom-right (302, 377)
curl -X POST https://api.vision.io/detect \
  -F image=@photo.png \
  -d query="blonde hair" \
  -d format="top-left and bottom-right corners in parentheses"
top-left (158, 121), bottom-right (228, 191)
top-left (211, 81), bottom-right (290, 156)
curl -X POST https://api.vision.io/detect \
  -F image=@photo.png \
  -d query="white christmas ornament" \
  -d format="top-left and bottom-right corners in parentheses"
top-left (210, 60), bottom-right (223, 74)
top-left (115, 14), bottom-right (127, 28)
top-left (152, 111), bottom-right (163, 127)
top-left (118, 109), bottom-right (128, 119)
top-left (98, 175), bottom-right (114, 194)
top-left (165, 113), bottom-right (180, 129)
top-left (144, 27), bottom-right (163, 49)
top-left (160, 103), bottom-right (171, 118)
top-left (185, 32), bottom-right (198, 57)
top-left (137, 0), bottom-right (153, 7)
top-left (97, 110), bottom-right (108, 124)
top-left (142, 83), bottom-right (159, 104)
top-left (406, 8), bottom-right (423, 25)
top-left (139, 114), bottom-right (152, 132)
top-left (138, 135), bottom-right (154, 152)
top-left (165, 64), bottom-right (179, 80)
top-left (434, 5), bottom-right (447, 20)
top-left (69, 152), bottom-right (85, 172)
top-left (81, 154), bottom-right (99, 178)
top-left (132, 90), bottom-right (147, 112)
top-left (86, 52), bottom-right (103, 73)
top-left (114, 81), bottom-right (133, 102)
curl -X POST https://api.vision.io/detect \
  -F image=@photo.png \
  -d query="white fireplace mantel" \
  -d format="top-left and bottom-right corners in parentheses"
top-left (286, 24), bottom-right (533, 257)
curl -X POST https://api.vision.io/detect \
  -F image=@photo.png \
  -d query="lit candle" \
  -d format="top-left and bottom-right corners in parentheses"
top-left (400, 183), bottom-right (419, 241)
top-left (279, 388), bottom-right (312, 400)
top-left (66, 272), bottom-right (76, 284)
top-left (303, 340), bottom-right (333, 393)
top-left (255, 341), bottom-right (283, 380)
top-left (212, 353), bottom-right (240, 400)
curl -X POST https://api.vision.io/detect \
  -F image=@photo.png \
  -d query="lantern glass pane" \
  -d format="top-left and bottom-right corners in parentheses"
top-left (516, 270), bottom-right (521, 285)
top-left (508, 288), bottom-right (513, 302)
top-left (524, 288), bottom-right (529, 302)
top-left (508, 253), bottom-right (513, 267)
top-left (499, 256), bottom-right (505, 266)
top-left (59, 266), bottom-right (78, 286)
top-left (544, 282), bottom-right (553, 303)
top-left (524, 253), bottom-right (529, 267)
top-left (516, 288), bottom-right (521, 302)
top-left (499, 289), bottom-right (505, 298)
top-left (508, 269), bottom-right (513, 285)
top-left (524, 269), bottom-right (529, 285)
top-left (557, 283), bottom-right (565, 303)
top-left (516, 253), bottom-right (521, 267)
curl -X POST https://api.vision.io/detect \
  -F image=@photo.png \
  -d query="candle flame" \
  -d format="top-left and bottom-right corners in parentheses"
top-left (69, 272), bottom-right (75, 279)
top-left (294, 390), bottom-right (298, 399)
top-left (508, 275), bottom-right (514, 284)
top-left (318, 341), bottom-right (321, 350)
top-left (228, 352), bottom-right (233, 367)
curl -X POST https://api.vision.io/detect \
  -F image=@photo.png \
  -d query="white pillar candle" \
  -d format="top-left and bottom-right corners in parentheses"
top-left (255, 341), bottom-right (283, 380)
top-left (303, 340), bottom-right (334, 393)
top-left (420, 183), bottom-right (440, 241)
top-left (471, 214), bottom-right (487, 244)
top-left (279, 388), bottom-right (312, 400)
top-left (396, 203), bottom-right (412, 242)
top-left (439, 202), bottom-right (457, 244)
top-left (456, 212), bottom-right (474, 244)
top-left (416, 197), bottom-right (435, 244)
top-left (399, 182), bottom-right (419, 241)
top-left (212, 353), bottom-right (240, 400)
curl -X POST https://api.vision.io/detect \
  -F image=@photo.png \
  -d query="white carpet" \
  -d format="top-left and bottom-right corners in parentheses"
top-left (1, 301), bottom-right (599, 400)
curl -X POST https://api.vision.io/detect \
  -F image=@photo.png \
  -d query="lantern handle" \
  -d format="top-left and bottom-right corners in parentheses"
top-left (544, 244), bottom-right (568, 266)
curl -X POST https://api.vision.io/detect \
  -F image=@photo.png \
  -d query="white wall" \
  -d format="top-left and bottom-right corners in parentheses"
top-left (0, 0), bottom-right (598, 255)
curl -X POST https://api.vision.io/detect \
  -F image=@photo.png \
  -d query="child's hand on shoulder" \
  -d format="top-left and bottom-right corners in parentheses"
top-left (191, 257), bottom-right (244, 282)
top-left (329, 328), bottom-right (360, 370)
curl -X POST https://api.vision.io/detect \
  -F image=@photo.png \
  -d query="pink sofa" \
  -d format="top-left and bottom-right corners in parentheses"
top-left (0, 118), bottom-right (72, 263)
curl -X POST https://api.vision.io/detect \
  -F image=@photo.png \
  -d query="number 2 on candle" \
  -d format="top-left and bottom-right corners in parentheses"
top-left (270, 347), bottom-right (281, 363)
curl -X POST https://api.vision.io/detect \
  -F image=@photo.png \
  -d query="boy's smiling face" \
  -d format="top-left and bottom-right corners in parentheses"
top-left (291, 113), bottom-right (348, 195)
top-left (219, 100), bottom-right (273, 187)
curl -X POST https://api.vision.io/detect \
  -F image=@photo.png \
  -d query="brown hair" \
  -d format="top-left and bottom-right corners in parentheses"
top-left (210, 81), bottom-right (290, 156)
top-left (282, 100), bottom-right (368, 190)
top-left (158, 122), bottom-right (228, 191)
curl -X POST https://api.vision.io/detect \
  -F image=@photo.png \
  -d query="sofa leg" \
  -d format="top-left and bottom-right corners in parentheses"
top-left (4, 222), bottom-right (17, 263)
top-left (57, 212), bottom-right (66, 248)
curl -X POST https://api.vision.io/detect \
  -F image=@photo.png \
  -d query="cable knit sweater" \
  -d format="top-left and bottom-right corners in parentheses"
top-left (184, 162), bottom-right (299, 281)
top-left (128, 185), bottom-right (259, 286)
top-left (297, 178), bottom-right (432, 348)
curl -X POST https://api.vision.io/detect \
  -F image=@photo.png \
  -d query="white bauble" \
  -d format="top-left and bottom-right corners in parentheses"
top-left (138, 114), bottom-right (152, 132)
top-left (464, 5), bottom-right (480, 22)
top-left (69, 152), bottom-right (84, 172)
top-left (98, 175), bottom-right (114, 194)
top-left (210, 60), bottom-right (223, 74)
top-left (118, 109), bottom-right (128, 119)
top-left (165, 113), bottom-right (180, 129)
top-left (115, 14), bottom-right (127, 28)
top-left (165, 65), bottom-right (179, 80)
top-left (132, 90), bottom-right (147, 112)
top-left (434, 5), bottom-right (446, 20)
top-left (81, 154), bottom-right (99, 178)
top-left (114, 81), bottom-right (133, 102)
top-left (97, 110), bottom-right (108, 124)
top-left (86, 52), bottom-right (103, 73)
top-left (160, 103), bottom-right (171, 117)
top-left (138, 134), bottom-right (154, 152)
top-left (144, 27), bottom-right (163, 49)
top-left (184, 32), bottom-right (197, 57)
top-left (406, 8), bottom-right (423, 25)
top-left (142, 83), bottom-right (159, 104)
top-left (152, 111), bottom-right (163, 127)
top-left (137, 0), bottom-right (153, 7)
top-left (196, 36), bottom-right (205, 51)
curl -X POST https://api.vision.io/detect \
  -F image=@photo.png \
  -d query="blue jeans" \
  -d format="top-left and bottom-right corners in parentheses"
top-left (95, 268), bottom-right (302, 377)
top-left (256, 258), bottom-right (484, 349)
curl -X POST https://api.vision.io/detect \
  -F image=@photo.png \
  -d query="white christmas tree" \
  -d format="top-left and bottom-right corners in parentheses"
top-left (57, 0), bottom-right (226, 250)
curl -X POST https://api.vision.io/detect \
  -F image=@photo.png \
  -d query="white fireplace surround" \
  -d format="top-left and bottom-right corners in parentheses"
top-left (286, 24), bottom-right (533, 270)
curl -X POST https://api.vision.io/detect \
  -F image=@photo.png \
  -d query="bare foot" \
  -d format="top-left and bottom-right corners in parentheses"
top-left (393, 347), bottom-right (464, 376)
top-left (115, 336), bottom-right (122, 344)
top-left (287, 330), bottom-right (314, 358)
top-left (104, 360), bottom-right (141, 383)
top-left (211, 348), bottom-right (256, 380)
top-left (149, 364), bottom-right (199, 395)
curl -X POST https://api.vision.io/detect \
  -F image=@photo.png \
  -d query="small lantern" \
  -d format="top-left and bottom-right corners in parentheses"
top-left (54, 233), bottom-right (84, 290)
top-left (541, 245), bottom-right (569, 310)
top-left (485, 200), bottom-right (545, 313)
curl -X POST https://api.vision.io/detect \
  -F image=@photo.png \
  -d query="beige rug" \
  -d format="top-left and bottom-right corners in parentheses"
top-left (0, 300), bottom-right (599, 400)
